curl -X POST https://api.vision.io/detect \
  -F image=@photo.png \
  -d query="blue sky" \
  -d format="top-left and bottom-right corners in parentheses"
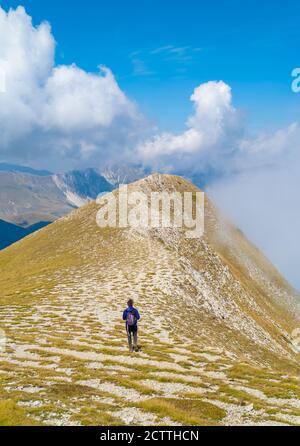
top-left (2, 0), bottom-right (300, 132)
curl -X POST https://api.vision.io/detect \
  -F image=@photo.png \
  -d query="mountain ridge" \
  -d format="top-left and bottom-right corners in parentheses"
top-left (0, 174), bottom-right (299, 426)
top-left (0, 163), bottom-right (52, 176)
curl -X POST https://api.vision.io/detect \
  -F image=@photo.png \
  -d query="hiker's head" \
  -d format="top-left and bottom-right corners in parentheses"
top-left (127, 299), bottom-right (134, 308)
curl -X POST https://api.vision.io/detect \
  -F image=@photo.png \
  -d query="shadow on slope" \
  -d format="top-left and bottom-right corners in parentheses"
top-left (0, 219), bottom-right (51, 250)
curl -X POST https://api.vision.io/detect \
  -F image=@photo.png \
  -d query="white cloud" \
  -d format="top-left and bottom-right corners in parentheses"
top-left (237, 122), bottom-right (300, 170)
top-left (130, 45), bottom-right (202, 78)
top-left (137, 80), bottom-right (300, 179)
top-left (0, 6), bottom-right (147, 169)
top-left (0, 6), bottom-right (54, 145)
top-left (43, 65), bottom-right (137, 131)
top-left (137, 80), bottom-right (242, 172)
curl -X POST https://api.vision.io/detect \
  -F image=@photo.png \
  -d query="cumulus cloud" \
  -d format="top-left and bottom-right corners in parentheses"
top-left (0, 6), bottom-right (54, 145)
top-left (137, 81), bottom-right (243, 173)
top-left (137, 79), bottom-right (300, 184)
top-left (0, 6), bottom-right (147, 169)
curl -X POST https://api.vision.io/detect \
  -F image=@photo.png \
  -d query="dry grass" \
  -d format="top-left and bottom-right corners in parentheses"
top-left (0, 400), bottom-right (39, 426)
top-left (137, 398), bottom-right (226, 426)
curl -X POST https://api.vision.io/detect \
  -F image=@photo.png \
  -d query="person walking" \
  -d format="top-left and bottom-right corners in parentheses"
top-left (123, 299), bottom-right (140, 352)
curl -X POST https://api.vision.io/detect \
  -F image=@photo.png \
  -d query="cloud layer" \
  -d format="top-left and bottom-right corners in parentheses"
top-left (0, 6), bottom-right (146, 170)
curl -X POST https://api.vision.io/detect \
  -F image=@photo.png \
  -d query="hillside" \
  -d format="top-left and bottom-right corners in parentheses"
top-left (0, 174), bottom-right (299, 426)
top-left (0, 171), bottom-right (75, 226)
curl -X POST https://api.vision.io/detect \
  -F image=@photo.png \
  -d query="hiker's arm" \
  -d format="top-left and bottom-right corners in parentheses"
top-left (136, 309), bottom-right (141, 320)
top-left (122, 310), bottom-right (127, 320)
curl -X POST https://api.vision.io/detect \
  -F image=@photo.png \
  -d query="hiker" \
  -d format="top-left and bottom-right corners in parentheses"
top-left (123, 299), bottom-right (140, 352)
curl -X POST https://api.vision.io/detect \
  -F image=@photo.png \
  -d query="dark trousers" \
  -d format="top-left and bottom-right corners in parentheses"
top-left (127, 325), bottom-right (138, 352)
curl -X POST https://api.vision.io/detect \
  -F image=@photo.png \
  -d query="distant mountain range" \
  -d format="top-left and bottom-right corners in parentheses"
top-left (0, 163), bottom-right (149, 248)
top-left (0, 163), bottom-right (147, 224)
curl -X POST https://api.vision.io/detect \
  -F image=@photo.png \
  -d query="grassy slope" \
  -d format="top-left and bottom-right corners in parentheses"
top-left (0, 174), bottom-right (299, 426)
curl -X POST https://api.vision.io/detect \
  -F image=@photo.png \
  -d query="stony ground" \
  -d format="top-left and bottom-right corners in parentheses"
top-left (1, 262), bottom-right (300, 426)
